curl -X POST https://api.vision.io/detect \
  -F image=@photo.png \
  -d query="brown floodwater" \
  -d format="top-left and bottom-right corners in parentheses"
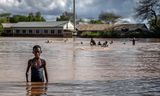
top-left (0, 37), bottom-right (160, 96)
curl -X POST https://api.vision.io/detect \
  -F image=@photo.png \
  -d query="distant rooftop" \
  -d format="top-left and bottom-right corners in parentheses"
top-left (2, 21), bottom-right (70, 28)
top-left (113, 24), bottom-right (148, 31)
top-left (77, 24), bottom-right (113, 31)
top-left (77, 23), bottom-right (149, 32)
top-left (2, 23), bottom-right (16, 28)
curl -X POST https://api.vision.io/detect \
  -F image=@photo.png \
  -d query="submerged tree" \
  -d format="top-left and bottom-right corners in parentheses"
top-left (135, 0), bottom-right (160, 29)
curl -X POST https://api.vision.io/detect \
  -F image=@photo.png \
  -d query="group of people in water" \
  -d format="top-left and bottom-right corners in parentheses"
top-left (45, 38), bottom-right (69, 43)
top-left (45, 37), bottom-right (137, 47)
top-left (90, 37), bottom-right (113, 47)
top-left (90, 37), bottom-right (137, 47)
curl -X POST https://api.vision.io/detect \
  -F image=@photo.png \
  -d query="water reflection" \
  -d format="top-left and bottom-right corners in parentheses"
top-left (136, 43), bottom-right (160, 77)
top-left (26, 82), bottom-right (48, 96)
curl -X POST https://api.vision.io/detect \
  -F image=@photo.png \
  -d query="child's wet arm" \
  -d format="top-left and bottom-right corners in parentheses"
top-left (26, 61), bottom-right (31, 82)
top-left (44, 61), bottom-right (48, 82)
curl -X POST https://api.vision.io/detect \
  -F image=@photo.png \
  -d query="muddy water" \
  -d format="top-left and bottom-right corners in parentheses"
top-left (0, 37), bottom-right (160, 96)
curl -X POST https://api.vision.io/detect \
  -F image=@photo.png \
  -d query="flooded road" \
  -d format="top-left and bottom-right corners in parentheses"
top-left (0, 37), bottom-right (160, 96)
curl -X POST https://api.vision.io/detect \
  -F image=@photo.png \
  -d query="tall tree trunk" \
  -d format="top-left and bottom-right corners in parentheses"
top-left (151, 9), bottom-right (157, 27)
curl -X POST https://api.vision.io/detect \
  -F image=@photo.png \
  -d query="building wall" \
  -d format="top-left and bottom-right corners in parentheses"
top-left (63, 21), bottom-right (74, 30)
top-left (3, 27), bottom-right (73, 37)
top-left (13, 27), bottom-right (63, 35)
top-left (63, 21), bottom-right (74, 37)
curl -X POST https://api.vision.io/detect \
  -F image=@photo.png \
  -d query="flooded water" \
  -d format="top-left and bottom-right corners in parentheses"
top-left (0, 37), bottom-right (160, 96)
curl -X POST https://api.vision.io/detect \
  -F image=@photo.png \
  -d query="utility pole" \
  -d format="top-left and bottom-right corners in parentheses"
top-left (73, 0), bottom-right (77, 36)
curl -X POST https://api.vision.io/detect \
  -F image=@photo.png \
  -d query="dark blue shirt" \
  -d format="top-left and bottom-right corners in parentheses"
top-left (29, 58), bottom-right (46, 82)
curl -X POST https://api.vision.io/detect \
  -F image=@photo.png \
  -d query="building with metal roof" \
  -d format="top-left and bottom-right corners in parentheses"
top-left (2, 21), bottom-right (74, 37)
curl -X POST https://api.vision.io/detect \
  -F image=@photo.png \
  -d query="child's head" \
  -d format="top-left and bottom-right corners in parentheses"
top-left (32, 45), bottom-right (42, 58)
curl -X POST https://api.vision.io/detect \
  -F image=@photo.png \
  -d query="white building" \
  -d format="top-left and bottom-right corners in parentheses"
top-left (2, 21), bottom-right (74, 37)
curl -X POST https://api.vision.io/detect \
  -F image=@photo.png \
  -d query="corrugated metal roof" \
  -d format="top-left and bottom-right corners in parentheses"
top-left (2, 23), bottom-right (16, 28)
top-left (77, 24), bottom-right (148, 32)
top-left (13, 21), bottom-right (69, 28)
top-left (2, 21), bottom-right (69, 28)
top-left (77, 24), bottom-right (113, 31)
top-left (113, 24), bottom-right (148, 31)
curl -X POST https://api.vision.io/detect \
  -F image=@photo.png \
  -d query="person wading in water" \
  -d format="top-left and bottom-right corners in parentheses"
top-left (26, 45), bottom-right (48, 82)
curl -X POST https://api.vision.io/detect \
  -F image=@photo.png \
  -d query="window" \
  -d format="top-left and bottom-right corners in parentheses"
top-left (44, 30), bottom-right (48, 34)
top-left (58, 30), bottom-right (62, 34)
top-left (29, 30), bottom-right (32, 34)
top-left (16, 30), bottom-right (20, 34)
top-left (36, 30), bottom-right (39, 34)
top-left (22, 30), bottom-right (26, 34)
top-left (6, 30), bottom-right (11, 34)
top-left (51, 30), bottom-right (54, 34)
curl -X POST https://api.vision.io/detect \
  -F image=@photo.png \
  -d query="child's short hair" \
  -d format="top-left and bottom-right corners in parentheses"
top-left (33, 45), bottom-right (42, 53)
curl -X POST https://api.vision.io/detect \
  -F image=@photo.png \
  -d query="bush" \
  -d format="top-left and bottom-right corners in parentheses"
top-left (80, 31), bottom-right (121, 38)
top-left (80, 32), bottom-right (101, 37)
top-left (0, 25), bottom-right (3, 35)
top-left (80, 31), bottom-right (156, 38)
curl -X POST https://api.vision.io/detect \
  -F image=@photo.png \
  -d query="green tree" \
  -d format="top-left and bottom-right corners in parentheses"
top-left (9, 15), bottom-right (19, 23)
top-left (56, 11), bottom-right (73, 21)
top-left (28, 12), bottom-right (34, 21)
top-left (35, 12), bottom-right (41, 19)
top-left (90, 19), bottom-right (103, 24)
top-left (0, 17), bottom-right (9, 23)
top-left (10, 15), bottom-right (28, 23)
top-left (35, 12), bottom-right (45, 21)
top-left (0, 13), bottom-right (11, 17)
top-left (148, 16), bottom-right (160, 36)
top-left (1, 12), bottom-right (46, 23)
top-left (0, 13), bottom-right (11, 23)
top-left (99, 12), bottom-right (121, 24)
top-left (0, 24), bottom-right (3, 35)
top-left (149, 16), bottom-right (160, 29)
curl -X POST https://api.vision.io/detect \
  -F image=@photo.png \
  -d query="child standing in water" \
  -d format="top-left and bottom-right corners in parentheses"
top-left (26, 45), bottom-right (48, 82)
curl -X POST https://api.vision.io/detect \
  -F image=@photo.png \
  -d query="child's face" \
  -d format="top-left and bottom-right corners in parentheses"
top-left (33, 48), bottom-right (41, 58)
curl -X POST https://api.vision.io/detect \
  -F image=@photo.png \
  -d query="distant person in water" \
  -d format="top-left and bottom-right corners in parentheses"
top-left (110, 40), bottom-right (113, 44)
top-left (132, 37), bottom-right (136, 45)
top-left (46, 40), bottom-right (52, 43)
top-left (98, 41), bottom-right (101, 46)
top-left (64, 38), bottom-right (68, 43)
top-left (26, 45), bottom-right (48, 82)
top-left (90, 38), bottom-right (96, 46)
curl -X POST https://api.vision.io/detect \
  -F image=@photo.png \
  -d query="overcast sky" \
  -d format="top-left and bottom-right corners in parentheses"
top-left (0, 0), bottom-right (139, 23)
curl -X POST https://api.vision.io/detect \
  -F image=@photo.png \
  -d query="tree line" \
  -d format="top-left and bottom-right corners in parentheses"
top-left (0, 12), bottom-right (46, 35)
top-left (0, 12), bottom-right (46, 24)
